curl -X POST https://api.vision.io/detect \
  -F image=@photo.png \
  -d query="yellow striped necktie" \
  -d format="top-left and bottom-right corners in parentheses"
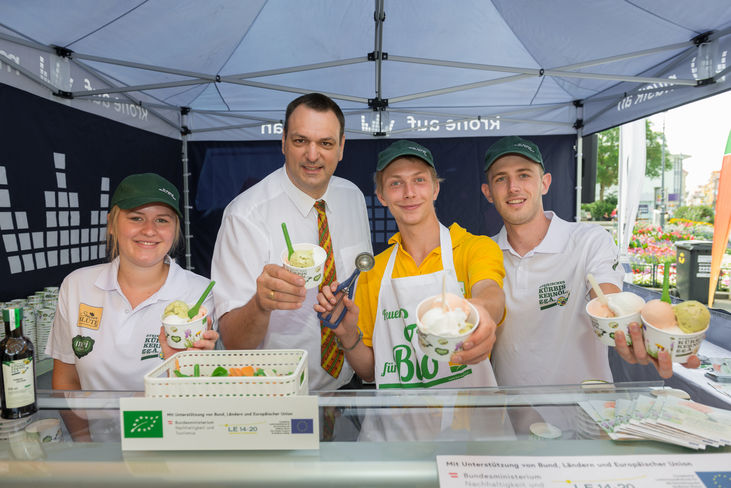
top-left (314, 199), bottom-right (344, 378)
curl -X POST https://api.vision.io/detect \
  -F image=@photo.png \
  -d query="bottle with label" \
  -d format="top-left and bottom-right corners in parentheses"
top-left (1, 308), bottom-right (37, 419)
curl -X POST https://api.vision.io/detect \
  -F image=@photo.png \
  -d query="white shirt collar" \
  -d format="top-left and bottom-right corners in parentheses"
top-left (495, 211), bottom-right (567, 257)
top-left (96, 255), bottom-right (178, 301)
top-left (280, 164), bottom-right (332, 217)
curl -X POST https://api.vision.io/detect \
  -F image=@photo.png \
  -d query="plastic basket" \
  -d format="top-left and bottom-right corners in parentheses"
top-left (144, 349), bottom-right (308, 398)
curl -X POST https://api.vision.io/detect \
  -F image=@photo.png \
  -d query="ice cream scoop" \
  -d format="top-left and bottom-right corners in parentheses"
top-left (641, 299), bottom-right (677, 331)
top-left (673, 300), bottom-right (710, 333)
top-left (288, 249), bottom-right (315, 268)
top-left (606, 292), bottom-right (644, 317)
top-left (420, 307), bottom-right (472, 336)
top-left (587, 292), bottom-right (643, 318)
top-left (163, 300), bottom-right (189, 319)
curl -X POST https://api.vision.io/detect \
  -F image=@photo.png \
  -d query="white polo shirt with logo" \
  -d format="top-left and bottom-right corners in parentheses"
top-left (46, 257), bottom-right (216, 391)
top-left (491, 212), bottom-right (624, 386)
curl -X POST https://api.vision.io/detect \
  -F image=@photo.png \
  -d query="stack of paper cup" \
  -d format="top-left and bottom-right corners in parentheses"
top-left (35, 307), bottom-right (55, 361)
top-left (43, 287), bottom-right (59, 309)
top-left (24, 297), bottom-right (42, 363)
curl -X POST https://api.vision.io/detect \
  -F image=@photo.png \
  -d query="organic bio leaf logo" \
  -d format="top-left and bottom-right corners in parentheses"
top-left (123, 410), bottom-right (163, 438)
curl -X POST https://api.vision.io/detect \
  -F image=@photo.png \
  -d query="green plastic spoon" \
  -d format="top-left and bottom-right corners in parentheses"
top-left (188, 280), bottom-right (216, 319)
top-left (282, 222), bottom-right (294, 259)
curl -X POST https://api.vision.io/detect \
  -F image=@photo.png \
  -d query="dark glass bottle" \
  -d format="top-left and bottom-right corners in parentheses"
top-left (1, 308), bottom-right (37, 419)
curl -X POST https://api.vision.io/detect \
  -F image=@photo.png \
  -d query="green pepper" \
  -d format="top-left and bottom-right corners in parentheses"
top-left (254, 368), bottom-right (266, 377)
top-left (173, 369), bottom-right (189, 377)
top-left (194, 364), bottom-right (200, 377)
top-left (211, 366), bottom-right (228, 377)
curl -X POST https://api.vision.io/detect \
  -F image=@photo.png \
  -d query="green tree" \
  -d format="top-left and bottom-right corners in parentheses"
top-left (595, 120), bottom-right (668, 200)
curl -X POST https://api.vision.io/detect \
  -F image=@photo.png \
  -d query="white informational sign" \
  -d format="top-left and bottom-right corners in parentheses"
top-left (120, 396), bottom-right (319, 451)
top-left (436, 454), bottom-right (731, 487)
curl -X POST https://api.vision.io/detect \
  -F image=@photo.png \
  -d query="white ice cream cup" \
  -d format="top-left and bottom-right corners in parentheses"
top-left (641, 316), bottom-right (707, 363)
top-left (25, 418), bottom-right (62, 443)
top-left (415, 294), bottom-right (479, 362)
top-left (281, 243), bottom-right (327, 289)
top-left (162, 312), bottom-right (208, 349)
top-left (585, 293), bottom-right (644, 347)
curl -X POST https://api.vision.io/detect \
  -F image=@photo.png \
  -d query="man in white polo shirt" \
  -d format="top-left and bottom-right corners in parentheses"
top-left (211, 93), bottom-right (372, 392)
top-left (480, 136), bottom-right (689, 386)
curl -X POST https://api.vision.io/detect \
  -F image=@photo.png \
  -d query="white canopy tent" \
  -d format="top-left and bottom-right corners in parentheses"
top-left (1, 0), bottom-right (730, 265)
top-left (1, 0), bottom-right (729, 141)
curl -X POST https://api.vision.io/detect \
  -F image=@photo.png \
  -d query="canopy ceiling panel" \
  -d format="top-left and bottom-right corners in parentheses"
top-left (0, 0), bottom-right (729, 140)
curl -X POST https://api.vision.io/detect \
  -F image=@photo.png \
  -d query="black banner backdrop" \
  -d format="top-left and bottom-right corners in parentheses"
top-left (0, 83), bottom-right (576, 297)
top-left (188, 134), bottom-right (576, 278)
top-left (0, 84), bottom-right (180, 300)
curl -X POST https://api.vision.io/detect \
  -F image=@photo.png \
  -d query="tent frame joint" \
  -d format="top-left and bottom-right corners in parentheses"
top-left (368, 97), bottom-right (388, 110)
top-left (691, 31), bottom-right (712, 46)
top-left (368, 51), bottom-right (388, 61)
top-left (181, 106), bottom-right (191, 115)
top-left (52, 45), bottom-right (73, 58)
top-left (696, 77), bottom-right (716, 87)
top-left (573, 119), bottom-right (584, 130)
top-left (52, 90), bottom-right (73, 99)
top-left (181, 125), bottom-right (192, 136)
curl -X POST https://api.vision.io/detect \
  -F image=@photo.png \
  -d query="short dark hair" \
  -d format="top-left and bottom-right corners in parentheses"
top-left (284, 93), bottom-right (345, 139)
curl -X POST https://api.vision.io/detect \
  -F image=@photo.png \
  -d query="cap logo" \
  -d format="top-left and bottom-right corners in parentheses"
top-left (514, 143), bottom-right (535, 153)
top-left (158, 187), bottom-right (176, 201)
top-left (408, 145), bottom-right (428, 156)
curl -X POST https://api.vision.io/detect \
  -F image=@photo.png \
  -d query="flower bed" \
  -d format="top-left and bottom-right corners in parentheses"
top-left (627, 220), bottom-right (729, 291)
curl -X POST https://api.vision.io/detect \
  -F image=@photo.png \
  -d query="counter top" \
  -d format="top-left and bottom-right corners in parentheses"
top-left (1, 382), bottom-right (729, 487)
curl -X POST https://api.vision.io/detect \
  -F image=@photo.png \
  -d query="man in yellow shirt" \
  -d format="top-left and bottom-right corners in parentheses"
top-left (316, 140), bottom-right (505, 388)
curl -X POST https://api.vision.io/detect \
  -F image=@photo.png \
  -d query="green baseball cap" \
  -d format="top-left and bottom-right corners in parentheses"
top-left (483, 136), bottom-right (544, 173)
top-left (377, 140), bottom-right (435, 171)
top-left (109, 173), bottom-right (182, 218)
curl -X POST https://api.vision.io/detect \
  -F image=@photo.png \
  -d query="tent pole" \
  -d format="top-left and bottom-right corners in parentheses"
top-left (181, 108), bottom-right (192, 271)
top-left (576, 132), bottom-right (583, 223)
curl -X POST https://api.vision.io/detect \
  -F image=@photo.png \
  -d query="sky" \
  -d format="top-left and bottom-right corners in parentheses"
top-left (648, 90), bottom-right (731, 194)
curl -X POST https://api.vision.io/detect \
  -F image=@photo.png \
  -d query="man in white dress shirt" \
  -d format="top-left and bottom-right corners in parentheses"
top-left (211, 93), bottom-right (372, 392)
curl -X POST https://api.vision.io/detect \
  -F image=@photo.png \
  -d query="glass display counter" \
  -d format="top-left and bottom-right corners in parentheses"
top-left (1, 382), bottom-right (729, 487)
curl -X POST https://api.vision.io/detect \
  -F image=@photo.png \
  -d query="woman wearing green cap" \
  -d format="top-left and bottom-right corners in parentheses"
top-left (47, 173), bottom-right (218, 395)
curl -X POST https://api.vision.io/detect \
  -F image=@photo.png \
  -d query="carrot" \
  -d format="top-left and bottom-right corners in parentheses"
top-left (240, 365), bottom-right (255, 376)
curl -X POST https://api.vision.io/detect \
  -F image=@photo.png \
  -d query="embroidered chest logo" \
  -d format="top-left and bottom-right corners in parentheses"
top-left (140, 333), bottom-right (162, 361)
top-left (77, 303), bottom-right (103, 330)
top-left (538, 280), bottom-right (570, 310)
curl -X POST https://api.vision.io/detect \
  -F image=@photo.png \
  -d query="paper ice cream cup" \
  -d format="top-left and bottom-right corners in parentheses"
top-left (25, 418), bottom-right (62, 444)
top-left (281, 243), bottom-right (327, 289)
top-left (585, 294), bottom-right (644, 347)
top-left (641, 316), bottom-right (707, 363)
top-left (415, 294), bottom-right (479, 362)
top-left (162, 313), bottom-right (208, 349)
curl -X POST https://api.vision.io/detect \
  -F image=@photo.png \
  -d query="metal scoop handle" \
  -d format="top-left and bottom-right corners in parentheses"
top-left (318, 252), bottom-right (374, 329)
top-left (318, 268), bottom-right (359, 329)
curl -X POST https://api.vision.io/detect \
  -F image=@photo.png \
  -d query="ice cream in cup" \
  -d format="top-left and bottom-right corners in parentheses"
top-left (25, 418), bottom-right (62, 444)
top-left (281, 243), bottom-right (327, 289)
top-left (161, 300), bottom-right (208, 349)
top-left (640, 299), bottom-right (709, 362)
top-left (415, 292), bottom-right (479, 361)
top-left (585, 292), bottom-right (645, 346)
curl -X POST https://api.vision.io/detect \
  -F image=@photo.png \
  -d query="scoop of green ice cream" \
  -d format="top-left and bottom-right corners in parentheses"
top-left (289, 249), bottom-right (314, 268)
top-left (673, 300), bottom-right (710, 333)
top-left (163, 300), bottom-right (189, 319)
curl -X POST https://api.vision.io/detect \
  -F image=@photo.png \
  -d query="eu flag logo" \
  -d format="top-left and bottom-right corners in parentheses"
top-left (696, 472), bottom-right (731, 487)
top-left (291, 418), bottom-right (313, 434)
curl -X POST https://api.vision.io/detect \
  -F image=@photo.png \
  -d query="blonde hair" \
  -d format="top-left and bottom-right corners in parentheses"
top-left (374, 156), bottom-right (442, 195)
top-left (105, 205), bottom-right (182, 261)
